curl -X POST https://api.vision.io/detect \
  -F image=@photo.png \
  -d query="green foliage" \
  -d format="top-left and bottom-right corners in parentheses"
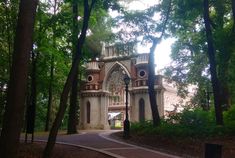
top-left (131, 107), bottom-right (235, 138)
top-left (0, 2), bottom-right (19, 127)
top-left (35, 95), bottom-right (47, 131)
top-left (164, 0), bottom-right (235, 107)
top-left (224, 105), bottom-right (235, 134)
top-left (30, 0), bottom-right (117, 131)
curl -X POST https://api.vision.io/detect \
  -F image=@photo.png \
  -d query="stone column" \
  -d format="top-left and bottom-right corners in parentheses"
top-left (100, 94), bottom-right (110, 129)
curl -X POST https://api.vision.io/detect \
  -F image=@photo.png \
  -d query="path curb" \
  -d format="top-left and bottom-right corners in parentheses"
top-left (99, 131), bottom-right (181, 158)
top-left (34, 139), bottom-right (124, 158)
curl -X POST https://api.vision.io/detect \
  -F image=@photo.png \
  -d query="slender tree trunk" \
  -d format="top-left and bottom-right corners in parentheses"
top-left (214, 1), bottom-right (231, 108)
top-left (232, 0), bottom-right (235, 31)
top-left (148, 39), bottom-right (161, 126)
top-left (45, 0), bottom-right (58, 133)
top-left (0, 84), bottom-right (5, 127)
top-left (147, 0), bottom-right (171, 126)
top-left (4, 3), bottom-right (12, 72)
top-left (203, 0), bottom-right (223, 125)
top-left (43, 1), bottom-right (95, 157)
top-left (25, 49), bottom-right (37, 141)
top-left (68, 73), bottom-right (78, 134)
top-left (45, 56), bottom-right (54, 131)
top-left (0, 0), bottom-right (38, 157)
top-left (228, 0), bottom-right (235, 106)
top-left (67, 0), bottom-right (79, 134)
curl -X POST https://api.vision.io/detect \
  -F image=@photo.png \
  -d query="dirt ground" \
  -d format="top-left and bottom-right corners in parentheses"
top-left (111, 132), bottom-right (235, 158)
top-left (18, 142), bottom-right (113, 158)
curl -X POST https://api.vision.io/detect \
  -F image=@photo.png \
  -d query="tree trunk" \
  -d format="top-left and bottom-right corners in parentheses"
top-left (148, 39), bottom-right (161, 126)
top-left (67, 0), bottom-right (79, 134)
top-left (43, 1), bottom-right (95, 157)
top-left (0, 84), bottom-right (6, 127)
top-left (0, 0), bottom-right (38, 157)
top-left (45, 55), bottom-right (54, 131)
top-left (25, 49), bottom-right (37, 140)
top-left (147, 0), bottom-right (171, 126)
top-left (67, 73), bottom-right (78, 134)
top-left (4, 3), bottom-right (12, 72)
top-left (214, 1), bottom-right (231, 109)
top-left (45, 0), bottom-right (58, 132)
top-left (232, 0), bottom-right (235, 31)
top-left (203, 0), bottom-right (223, 125)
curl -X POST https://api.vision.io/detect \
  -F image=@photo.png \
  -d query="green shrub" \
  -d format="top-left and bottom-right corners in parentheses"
top-left (224, 105), bottom-right (235, 135)
top-left (130, 108), bottom-right (227, 138)
top-left (131, 120), bottom-right (154, 135)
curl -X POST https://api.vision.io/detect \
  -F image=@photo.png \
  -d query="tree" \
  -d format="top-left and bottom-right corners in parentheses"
top-left (116, 0), bottom-right (172, 126)
top-left (43, 0), bottom-right (96, 157)
top-left (67, 0), bottom-right (79, 134)
top-left (44, 0), bottom-right (58, 132)
top-left (147, 0), bottom-right (172, 126)
top-left (164, 0), bottom-right (235, 116)
top-left (66, 0), bottom-right (116, 134)
top-left (0, 0), bottom-right (38, 157)
top-left (0, 1), bottom-right (18, 126)
top-left (45, 54), bottom-right (54, 131)
top-left (232, 0), bottom-right (235, 28)
top-left (25, 48), bottom-right (38, 141)
top-left (203, 0), bottom-right (223, 125)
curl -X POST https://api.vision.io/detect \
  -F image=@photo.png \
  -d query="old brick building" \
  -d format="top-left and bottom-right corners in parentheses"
top-left (79, 44), bottom-right (190, 129)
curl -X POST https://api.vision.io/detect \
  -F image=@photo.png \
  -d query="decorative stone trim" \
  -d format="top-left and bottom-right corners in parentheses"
top-left (81, 91), bottom-right (110, 97)
top-left (131, 85), bottom-right (165, 94)
top-left (134, 79), bottom-right (147, 87)
top-left (84, 84), bottom-right (100, 90)
top-left (86, 69), bottom-right (101, 73)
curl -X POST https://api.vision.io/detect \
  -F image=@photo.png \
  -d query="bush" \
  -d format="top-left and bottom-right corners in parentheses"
top-left (131, 121), bottom-right (155, 135)
top-left (130, 108), bottom-right (231, 138)
top-left (224, 105), bottom-right (235, 134)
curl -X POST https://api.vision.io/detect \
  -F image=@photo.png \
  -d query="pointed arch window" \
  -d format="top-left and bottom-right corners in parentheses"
top-left (87, 101), bottom-right (91, 124)
top-left (107, 66), bottom-right (125, 106)
top-left (139, 98), bottom-right (145, 122)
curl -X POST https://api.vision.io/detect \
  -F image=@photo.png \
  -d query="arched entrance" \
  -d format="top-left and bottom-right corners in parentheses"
top-left (79, 45), bottom-right (166, 130)
top-left (105, 64), bottom-right (130, 129)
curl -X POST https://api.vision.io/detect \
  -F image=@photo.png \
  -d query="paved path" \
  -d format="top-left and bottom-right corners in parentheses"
top-left (36, 130), bottom-right (181, 158)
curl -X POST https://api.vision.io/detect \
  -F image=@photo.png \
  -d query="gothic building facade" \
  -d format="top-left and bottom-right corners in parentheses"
top-left (79, 44), bottom-right (188, 129)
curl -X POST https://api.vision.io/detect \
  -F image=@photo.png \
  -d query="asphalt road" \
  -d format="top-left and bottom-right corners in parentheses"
top-left (34, 130), bottom-right (181, 158)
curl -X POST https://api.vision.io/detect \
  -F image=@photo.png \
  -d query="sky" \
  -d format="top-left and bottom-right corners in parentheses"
top-left (118, 0), bottom-right (174, 72)
top-left (137, 38), bottom-right (175, 72)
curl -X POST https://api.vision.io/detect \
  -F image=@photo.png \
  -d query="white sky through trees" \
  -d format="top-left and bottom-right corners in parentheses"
top-left (116, 0), bottom-right (174, 73)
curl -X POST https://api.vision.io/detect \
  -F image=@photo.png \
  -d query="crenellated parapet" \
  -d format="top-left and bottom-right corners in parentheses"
top-left (86, 61), bottom-right (100, 71)
top-left (135, 53), bottom-right (149, 67)
top-left (101, 43), bottom-right (137, 60)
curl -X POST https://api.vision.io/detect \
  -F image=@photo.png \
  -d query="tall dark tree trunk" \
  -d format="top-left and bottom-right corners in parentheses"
top-left (214, 1), bottom-right (231, 108)
top-left (4, 3), bottom-right (12, 72)
top-left (67, 0), bottom-right (79, 134)
top-left (232, 0), bottom-right (235, 31)
top-left (68, 73), bottom-right (79, 134)
top-left (0, 84), bottom-right (6, 128)
top-left (148, 40), bottom-right (161, 126)
top-left (203, 0), bottom-right (223, 125)
top-left (45, 1), bottom-right (57, 132)
top-left (147, 0), bottom-right (171, 126)
top-left (25, 49), bottom-right (38, 141)
top-left (43, 1), bottom-right (95, 157)
top-left (0, 0), bottom-right (38, 157)
top-left (45, 55), bottom-right (54, 131)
